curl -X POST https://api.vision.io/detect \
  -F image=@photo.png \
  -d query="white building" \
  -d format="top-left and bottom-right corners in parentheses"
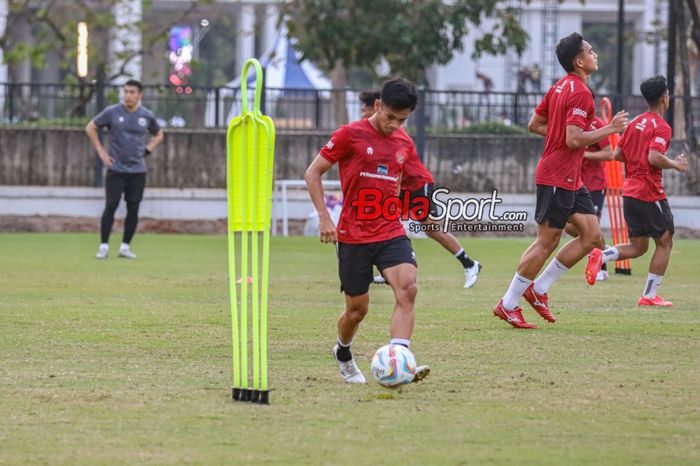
top-left (429, 0), bottom-right (668, 94)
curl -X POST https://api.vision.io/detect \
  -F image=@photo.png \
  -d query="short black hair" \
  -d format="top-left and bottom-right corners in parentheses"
top-left (555, 32), bottom-right (584, 73)
top-left (640, 75), bottom-right (668, 105)
top-left (359, 89), bottom-right (381, 107)
top-left (380, 78), bottom-right (417, 111)
top-left (124, 79), bottom-right (143, 92)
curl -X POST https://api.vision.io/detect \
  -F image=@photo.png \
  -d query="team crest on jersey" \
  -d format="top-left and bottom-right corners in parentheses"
top-left (138, 117), bottom-right (147, 127)
top-left (118, 116), bottom-right (124, 123)
top-left (377, 164), bottom-right (388, 175)
top-left (395, 152), bottom-right (405, 163)
top-left (367, 147), bottom-right (374, 155)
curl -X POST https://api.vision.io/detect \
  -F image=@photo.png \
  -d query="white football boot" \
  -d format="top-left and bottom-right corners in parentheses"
top-left (464, 261), bottom-right (481, 288)
top-left (95, 244), bottom-right (109, 259)
top-left (332, 345), bottom-right (366, 384)
top-left (118, 243), bottom-right (138, 259)
top-left (412, 365), bottom-right (431, 383)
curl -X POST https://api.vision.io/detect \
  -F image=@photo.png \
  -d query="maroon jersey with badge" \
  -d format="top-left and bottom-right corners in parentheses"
top-left (534, 73), bottom-right (595, 190)
top-left (319, 119), bottom-right (421, 243)
top-left (580, 116), bottom-right (611, 191)
top-left (618, 111), bottom-right (672, 202)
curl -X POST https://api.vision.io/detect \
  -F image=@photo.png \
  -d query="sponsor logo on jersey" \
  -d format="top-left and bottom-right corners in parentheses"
top-left (325, 140), bottom-right (334, 150)
top-left (367, 147), bottom-right (374, 155)
top-left (654, 136), bottom-right (667, 145)
top-left (572, 108), bottom-right (588, 118)
top-left (377, 164), bottom-right (388, 175)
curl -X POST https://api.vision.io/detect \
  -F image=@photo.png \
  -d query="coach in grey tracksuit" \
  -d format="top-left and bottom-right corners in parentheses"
top-left (86, 79), bottom-right (164, 259)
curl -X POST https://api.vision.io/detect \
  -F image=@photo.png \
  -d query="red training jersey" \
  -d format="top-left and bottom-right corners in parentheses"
top-left (580, 116), bottom-right (611, 191)
top-left (534, 73), bottom-right (595, 190)
top-left (401, 155), bottom-right (434, 191)
top-left (319, 119), bottom-right (421, 244)
top-left (617, 111), bottom-right (672, 202)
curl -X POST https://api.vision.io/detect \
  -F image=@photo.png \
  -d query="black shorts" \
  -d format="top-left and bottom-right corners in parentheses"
top-left (535, 184), bottom-right (596, 229)
top-left (400, 183), bottom-right (440, 218)
top-left (623, 197), bottom-right (674, 238)
top-left (337, 236), bottom-right (417, 296)
top-left (106, 170), bottom-right (146, 204)
top-left (589, 189), bottom-right (605, 217)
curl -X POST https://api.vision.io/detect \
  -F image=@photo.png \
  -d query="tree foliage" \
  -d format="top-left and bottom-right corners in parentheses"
top-left (0, 0), bottom-right (204, 83)
top-left (283, 0), bottom-right (550, 84)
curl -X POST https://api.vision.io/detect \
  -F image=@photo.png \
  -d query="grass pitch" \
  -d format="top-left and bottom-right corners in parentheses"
top-left (1, 233), bottom-right (699, 465)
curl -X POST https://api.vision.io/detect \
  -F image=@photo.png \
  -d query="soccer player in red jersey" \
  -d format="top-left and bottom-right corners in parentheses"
top-left (592, 76), bottom-right (688, 307)
top-left (565, 92), bottom-right (614, 281)
top-left (305, 78), bottom-right (430, 383)
top-left (360, 90), bottom-right (482, 288)
top-left (493, 32), bottom-right (628, 329)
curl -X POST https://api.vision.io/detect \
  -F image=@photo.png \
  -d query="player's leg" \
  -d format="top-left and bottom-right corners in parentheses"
top-left (638, 199), bottom-right (675, 306)
top-left (119, 173), bottom-right (146, 259)
top-left (495, 185), bottom-right (568, 328)
top-left (377, 236), bottom-right (429, 381)
top-left (588, 189), bottom-right (609, 280)
top-left (637, 230), bottom-right (673, 306)
top-left (97, 171), bottom-right (125, 259)
top-left (421, 183), bottom-right (481, 288)
top-left (333, 242), bottom-right (374, 383)
top-left (601, 236), bottom-right (649, 263)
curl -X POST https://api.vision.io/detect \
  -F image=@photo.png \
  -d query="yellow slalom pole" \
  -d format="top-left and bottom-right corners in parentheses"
top-left (227, 57), bottom-right (275, 404)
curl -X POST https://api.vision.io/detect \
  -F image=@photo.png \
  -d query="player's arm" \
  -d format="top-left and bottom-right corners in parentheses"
top-left (527, 113), bottom-right (548, 137)
top-left (305, 153), bottom-right (337, 244)
top-left (146, 129), bottom-right (164, 155)
top-left (566, 111), bottom-right (628, 149)
top-left (583, 144), bottom-right (613, 161)
top-left (85, 120), bottom-right (113, 167)
top-left (648, 150), bottom-right (688, 172)
top-left (612, 146), bottom-right (624, 162)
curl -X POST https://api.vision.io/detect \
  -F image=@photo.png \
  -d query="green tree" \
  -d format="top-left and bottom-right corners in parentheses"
top-left (0, 1), bottom-right (205, 116)
top-left (283, 0), bottom-right (544, 125)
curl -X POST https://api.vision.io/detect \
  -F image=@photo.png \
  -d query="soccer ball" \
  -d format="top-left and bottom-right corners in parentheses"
top-left (371, 344), bottom-right (416, 387)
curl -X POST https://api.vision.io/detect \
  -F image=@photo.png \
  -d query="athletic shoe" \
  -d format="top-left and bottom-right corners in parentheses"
top-left (523, 284), bottom-right (556, 322)
top-left (373, 274), bottom-right (386, 284)
top-left (412, 365), bottom-right (430, 383)
top-left (585, 248), bottom-right (603, 286)
top-left (463, 261), bottom-right (481, 289)
top-left (332, 345), bottom-right (366, 384)
top-left (596, 270), bottom-right (609, 282)
top-left (118, 247), bottom-right (138, 259)
top-left (638, 295), bottom-right (673, 307)
top-left (95, 244), bottom-right (109, 259)
top-left (492, 299), bottom-right (537, 329)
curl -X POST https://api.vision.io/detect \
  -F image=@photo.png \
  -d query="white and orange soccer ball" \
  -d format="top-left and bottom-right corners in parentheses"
top-left (370, 344), bottom-right (416, 387)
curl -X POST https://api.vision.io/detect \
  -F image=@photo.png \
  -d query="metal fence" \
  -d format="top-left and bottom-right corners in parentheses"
top-left (1, 82), bottom-right (699, 134)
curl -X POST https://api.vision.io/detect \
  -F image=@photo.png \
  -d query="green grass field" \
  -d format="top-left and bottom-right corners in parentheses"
top-left (1, 233), bottom-right (699, 465)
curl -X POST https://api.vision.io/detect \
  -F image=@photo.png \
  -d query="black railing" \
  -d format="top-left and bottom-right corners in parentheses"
top-left (1, 82), bottom-right (699, 135)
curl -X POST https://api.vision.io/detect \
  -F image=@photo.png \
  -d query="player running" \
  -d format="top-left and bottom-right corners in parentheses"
top-left (359, 90), bottom-right (482, 288)
top-left (493, 32), bottom-right (628, 329)
top-left (587, 75), bottom-right (687, 306)
top-left (564, 91), bottom-right (614, 281)
top-left (305, 78), bottom-right (430, 383)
